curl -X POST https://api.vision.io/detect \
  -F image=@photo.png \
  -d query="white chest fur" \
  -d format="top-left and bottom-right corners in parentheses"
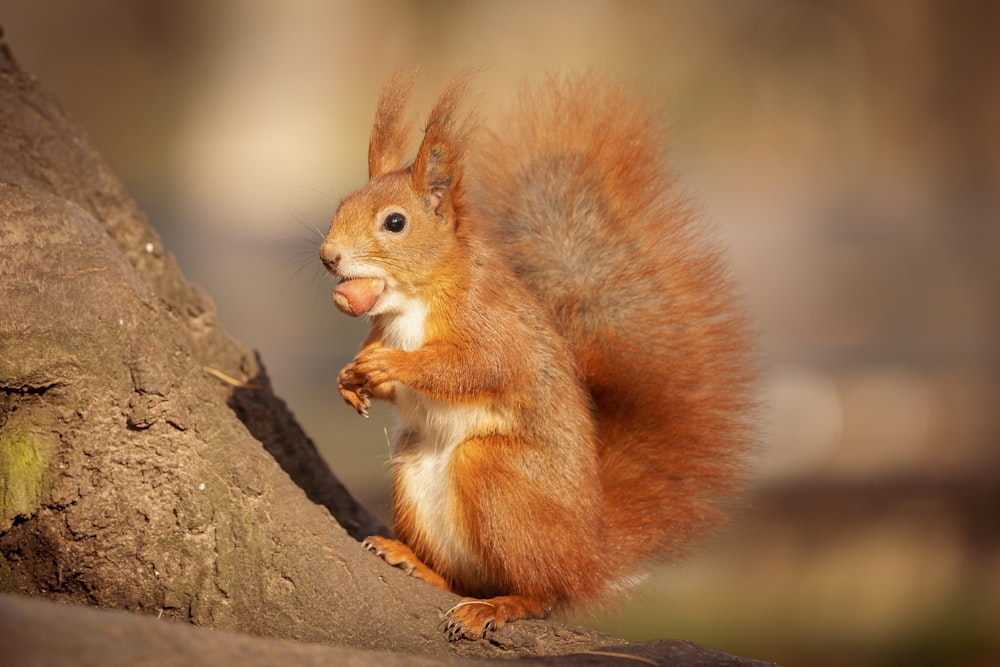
top-left (378, 296), bottom-right (486, 581)
top-left (377, 293), bottom-right (428, 352)
top-left (393, 391), bottom-right (485, 583)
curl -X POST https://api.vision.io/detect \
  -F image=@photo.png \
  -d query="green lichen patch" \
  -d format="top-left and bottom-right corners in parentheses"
top-left (0, 424), bottom-right (56, 527)
top-left (0, 554), bottom-right (19, 593)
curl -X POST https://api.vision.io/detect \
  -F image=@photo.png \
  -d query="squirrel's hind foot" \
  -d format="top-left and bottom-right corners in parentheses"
top-left (363, 536), bottom-right (556, 641)
top-left (444, 594), bottom-right (554, 641)
top-left (362, 535), bottom-right (451, 591)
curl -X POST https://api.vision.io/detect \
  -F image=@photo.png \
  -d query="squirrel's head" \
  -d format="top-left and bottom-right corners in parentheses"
top-left (320, 71), bottom-right (473, 318)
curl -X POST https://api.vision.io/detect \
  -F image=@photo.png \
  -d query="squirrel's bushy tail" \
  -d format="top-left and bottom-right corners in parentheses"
top-left (471, 75), bottom-right (756, 582)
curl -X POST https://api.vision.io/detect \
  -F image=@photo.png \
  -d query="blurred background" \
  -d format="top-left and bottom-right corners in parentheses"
top-left (4, 1), bottom-right (998, 665)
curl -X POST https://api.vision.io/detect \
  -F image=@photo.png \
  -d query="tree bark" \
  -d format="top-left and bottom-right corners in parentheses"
top-left (0, 31), bottom-right (775, 666)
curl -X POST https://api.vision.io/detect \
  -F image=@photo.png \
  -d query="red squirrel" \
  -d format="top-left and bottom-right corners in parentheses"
top-left (319, 71), bottom-right (756, 641)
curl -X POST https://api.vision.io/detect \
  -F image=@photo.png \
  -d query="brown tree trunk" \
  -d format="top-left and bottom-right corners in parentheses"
top-left (0, 32), bottom-right (774, 667)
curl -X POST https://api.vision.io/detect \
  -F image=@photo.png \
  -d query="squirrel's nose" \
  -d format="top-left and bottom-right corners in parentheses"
top-left (319, 243), bottom-right (341, 274)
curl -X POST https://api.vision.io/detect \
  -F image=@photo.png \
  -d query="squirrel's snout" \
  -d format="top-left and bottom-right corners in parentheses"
top-left (319, 244), bottom-right (341, 275)
top-left (321, 254), bottom-right (339, 275)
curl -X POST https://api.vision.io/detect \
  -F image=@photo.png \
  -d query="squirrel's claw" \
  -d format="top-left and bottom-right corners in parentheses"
top-left (337, 360), bottom-right (375, 417)
top-left (443, 599), bottom-right (503, 641)
top-left (342, 388), bottom-right (370, 417)
top-left (337, 378), bottom-right (370, 417)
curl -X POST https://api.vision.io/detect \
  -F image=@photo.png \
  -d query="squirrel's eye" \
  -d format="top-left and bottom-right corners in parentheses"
top-left (382, 212), bottom-right (407, 233)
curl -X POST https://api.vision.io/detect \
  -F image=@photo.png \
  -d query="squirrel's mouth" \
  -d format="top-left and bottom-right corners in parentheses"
top-left (333, 277), bottom-right (386, 317)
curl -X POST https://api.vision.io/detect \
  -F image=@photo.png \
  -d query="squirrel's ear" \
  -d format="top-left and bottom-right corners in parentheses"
top-left (368, 70), bottom-right (419, 179)
top-left (411, 71), bottom-right (475, 217)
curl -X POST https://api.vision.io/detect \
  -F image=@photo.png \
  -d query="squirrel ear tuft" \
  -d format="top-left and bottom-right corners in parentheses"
top-left (411, 71), bottom-right (476, 216)
top-left (368, 69), bottom-right (419, 179)
top-left (415, 145), bottom-right (454, 215)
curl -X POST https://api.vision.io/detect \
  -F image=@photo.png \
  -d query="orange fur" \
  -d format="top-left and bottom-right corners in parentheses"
top-left (368, 70), bottom-right (418, 179)
top-left (319, 72), bottom-right (756, 641)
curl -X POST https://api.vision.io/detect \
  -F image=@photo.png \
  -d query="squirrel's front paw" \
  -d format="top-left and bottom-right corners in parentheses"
top-left (351, 347), bottom-right (395, 391)
top-left (337, 347), bottom-right (399, 416)
top-left (337, 361), bottom-right (372, 416)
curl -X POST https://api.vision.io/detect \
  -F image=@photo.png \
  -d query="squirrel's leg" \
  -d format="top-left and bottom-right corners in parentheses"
top-left (445, 594), bottom-right (555, 641)
top-left (362, 535), bottom-right (451, 592)
top-left (364, 536), bottom-right (554, 640)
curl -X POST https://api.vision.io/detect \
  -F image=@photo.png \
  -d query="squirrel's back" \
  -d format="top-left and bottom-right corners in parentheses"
top-left (471, 75), bottom-right (756, 576)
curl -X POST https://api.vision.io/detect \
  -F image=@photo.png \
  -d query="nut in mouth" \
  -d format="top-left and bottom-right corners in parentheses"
top-left (333, 277), bottom-right (386, 317)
